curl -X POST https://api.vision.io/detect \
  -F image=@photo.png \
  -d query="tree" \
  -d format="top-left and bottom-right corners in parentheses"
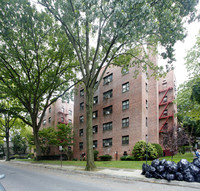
top-left (0, 0), bottom-right (78, 160)
top-left (57, 123), bottom-right (74, 160)
top-left (38, 127), bottom-right (58, 155)
top-left (40, 0), bottom-right (198, 170)
top-left (12, 133), bottom-right (28, 155)
top-left (0, 100), bottom-right (20, 161)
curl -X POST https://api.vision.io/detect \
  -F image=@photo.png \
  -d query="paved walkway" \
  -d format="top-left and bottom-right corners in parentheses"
top-left (3, 160), bottom-right (200, 189)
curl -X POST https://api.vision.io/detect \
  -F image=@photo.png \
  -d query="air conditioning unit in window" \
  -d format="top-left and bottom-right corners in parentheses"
top-left (80, 133), bottom-right (83, 136)
top-left (93, 100), bottom-right (97, 104)
top-left (105, 111), bottom-right (110, 115)
top-left (104, 143), bottom-right (109, 147)
top-left (93, 130), bottom-right (96, 134)
top-left (93, 145), bottom-right (96, 148)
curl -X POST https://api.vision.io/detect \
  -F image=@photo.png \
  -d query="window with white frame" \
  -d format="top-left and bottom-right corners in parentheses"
top-left (103, 105), bottom-right (112, 115)
top-left (80, 115), bottom-right (84, 123)
top-left (93, 96), bottom-right (98, 104)
top-left (122, 82), bottom-right (129, 93)
top-left (93, 125), bottom-right (98, 134)
top-left (79, 129), bottom-right (83, 137)
top-left (93, 140), bottom-right (98, 148)
top-left (92, 111), bottom-right (98, 119)
top-left (103, 89), bottom-right (113, 100)
top-left (79, 142), bottom-right (83, 150)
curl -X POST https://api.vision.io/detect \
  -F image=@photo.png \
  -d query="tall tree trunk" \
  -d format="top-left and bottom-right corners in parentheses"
top-left (5, 129), bottom-right (10, 161)
top-left (85, 87), bottom-right (96, 171)
top-left (33, 128), bottom-right (42, 160)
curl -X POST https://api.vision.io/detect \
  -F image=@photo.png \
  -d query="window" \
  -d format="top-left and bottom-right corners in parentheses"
top-left (93, 140), bottom-right (98, 148)
top-left (68, 119), bottom-right (72, 123)
top-left (146, 100), bottom-right (148, 109)
top-left (68, 110), bottom-right (72, 116)
top-left (61, 117), bottom-right (64, 122)
top-left (61, 107), bottom-right (64, 113)
top-left (93, 96), bottom-right (98, 105)
top-left (80, 89), bottom-right (84, 97)
top-left (79, 129), bottom-right (83, 137)
top-left (122, 82), bottom-right (129, 93)
top-left (122, 117), bottom-right (129, 128)
top-left (43, 119), bottom-right (46, 125)
top-left (162, 80), bottom-right (167, 89)
top-left (122, 136), bottom-right (129, 145)
top-left (79, 142), bottom-right (83, 150)
top-left (49, 107), bottom-right (51, 113)
top-left (103, 122), bottom-right (112, 131)
top-left (122, 100), bottom-right (129, 110)
top-left (103, 90), bottom-right (113, 100)
top-left (103, 106), bottom-right (112, 115)
top-left (145, 83), bottom-right (148, 92)
top-left (48, 117), bottom-right (51, 123)
top-left (93, 125), bottom-right (98, 134)
top-left (80, 102), bottom-right (84, 111)
top-left (163, 96), bottom-right (168, 103)
top-left (103, 74), bottom-right (113, 85)
top-left (146, 117), bottom-right (148, 127)
top-left (103, 138), bottom-right (112, 147)
top-left (93, 111), bottom-right (98, 119)
top-left (163, 109), bottom-right (168, 116)
top-left (121, 68), bottom-right (129, 75)
top-left (80, 115), bottom-right (84, 123)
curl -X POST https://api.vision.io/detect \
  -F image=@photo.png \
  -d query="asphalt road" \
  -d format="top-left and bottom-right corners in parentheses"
top-left (0, 162), bottom-right (199, 191)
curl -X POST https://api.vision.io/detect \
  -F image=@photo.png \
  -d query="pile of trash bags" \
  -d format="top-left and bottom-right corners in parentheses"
top-left (142, 158), bottom-right (200, 182)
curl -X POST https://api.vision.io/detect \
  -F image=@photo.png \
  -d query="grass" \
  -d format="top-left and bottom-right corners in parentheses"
top-left (16, 152), bottom-right (195, 170)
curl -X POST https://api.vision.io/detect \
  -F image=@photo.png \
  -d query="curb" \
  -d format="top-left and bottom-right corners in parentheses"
top-left (4, 161), bottom-right (200, 189)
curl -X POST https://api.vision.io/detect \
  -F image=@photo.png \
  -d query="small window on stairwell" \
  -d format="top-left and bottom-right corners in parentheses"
top-left (62, 107), bottom-right (64, 113)
top-left (163, 109), bottom-right (168, 116)
top-left (162, 79), bottom-right (167, 89)
top-left (61, 117), bottom-right (64, 122)
top-left (163, 95), bottom-right (168, 103)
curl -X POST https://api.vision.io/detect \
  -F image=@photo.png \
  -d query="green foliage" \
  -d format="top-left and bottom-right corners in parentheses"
top-left (57, 123), bottom-right (74, 152)
top-left (132, 141), bottom-right (158, 161)
top-left (99, 155), bottom-right (112, 161)
top-left (27, 153), bottom-right (34, 159)
top-left (120, 155), bottom-right (135, 161)
top-left (38, 127), bottom-right (58, 155)
top-left (12, 133), bottom-right (27, 154)
top-left (93, 150), bottom-right (99, 161)
top-left (152, 143), bottom-right (163, 157)
top-left (178, 146), bottom-right (186, 154)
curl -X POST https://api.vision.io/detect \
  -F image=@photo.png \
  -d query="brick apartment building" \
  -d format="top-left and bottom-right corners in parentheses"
top-left (73, 59), bottom-right (177, 159)
top-left (41, 98), bottom-right (74, 155)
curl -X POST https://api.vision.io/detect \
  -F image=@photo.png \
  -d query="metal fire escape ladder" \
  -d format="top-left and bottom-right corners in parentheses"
top-left (159, 87), bottom-right (173, 133)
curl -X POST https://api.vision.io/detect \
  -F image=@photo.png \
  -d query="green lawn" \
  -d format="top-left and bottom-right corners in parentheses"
top-left (17, 152), bottom-right (195, 170)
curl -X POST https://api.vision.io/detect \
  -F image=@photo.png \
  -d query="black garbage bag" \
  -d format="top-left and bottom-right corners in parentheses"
top-left (145, 171), bottom-right (153, 178)
top-left (142, 163), bottom-right (150, 175)
top-left (156, 165), bottom-right (165, 173)
top-left (161, 171), bottom-right (168, 179)
top-left (164, 161), bottom-right (173, 170)
top-left (153, 171), bottom-right (163, 179)
top-left (166, 173), bottom-right (175, 181)
top-left (151, 159), bottom-right (160, 168)
top-left (177, 159), bottom-right (189, 172)
top-left (195, 174), bottom-right (200, 182)
top-left (149, 166), bottom-right (156, 173)
top-left (184, 172), bottom-right (195, 182)
top-left (189, 163), bottom-right (200, 176)
top-left (168, 162), bottom-right (178, 173)
top-left (160, 159), bottom-right (167, 166)
top-left (176, 172), bottom-right (184, 181)
top-left (193, 158), bottom-right (200, 168)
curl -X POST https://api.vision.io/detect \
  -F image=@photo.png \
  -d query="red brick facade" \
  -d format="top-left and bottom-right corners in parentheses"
top-left (73, 62), bottom-right (175, 160)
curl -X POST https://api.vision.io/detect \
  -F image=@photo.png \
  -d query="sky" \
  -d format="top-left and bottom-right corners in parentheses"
top-left (172, 6), bottom-right (200, 88)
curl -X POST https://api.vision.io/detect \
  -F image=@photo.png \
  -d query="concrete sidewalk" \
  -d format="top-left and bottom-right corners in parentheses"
top-left (5, 161), bottom-right (200, 189)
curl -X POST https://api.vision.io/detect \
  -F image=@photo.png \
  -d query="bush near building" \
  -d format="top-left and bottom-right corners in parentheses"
top-left (152, 143), bottom-right (163, 157)
top-left (99, 154), bottom-right (112, 161)
top-left (132, 141), bottom-right (158, 161)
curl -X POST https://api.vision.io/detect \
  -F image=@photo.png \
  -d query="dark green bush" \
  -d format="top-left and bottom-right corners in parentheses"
top-left (120, 156), bottom-right (127, 161)
top-left (178, 146), bottom-right (186, 154)
top-left (93, 150), bottom-right (99, 161)
top-left (132, 141), bottom-right (158, 161)
top-left (152, 143), bottom-right (163, 157)
top-left (27, 153), bottom-right (34, 159)
top-left (125, 155), bottom-right (135, 161)
top-left (99, 154), bottom-right (112, 161)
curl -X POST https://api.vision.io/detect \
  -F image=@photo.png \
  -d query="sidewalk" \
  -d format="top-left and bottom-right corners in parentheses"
top-left (5, 160), bottom-right (200, 189)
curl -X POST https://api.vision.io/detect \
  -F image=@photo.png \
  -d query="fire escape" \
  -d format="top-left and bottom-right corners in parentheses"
top-left (58, 109), bottom-right (68, 125)
top-left (159, 87), bottom-right (174, 133)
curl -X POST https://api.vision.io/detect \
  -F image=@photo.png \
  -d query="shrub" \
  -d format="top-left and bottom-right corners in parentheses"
top-left (27, 153), bottom-right (34, 159)
top-left (99, 154), bottom-right (112, 161)
top-left (178, 146), bottom-right (186, 154)
top-left (152, 143), bottom-right (163, 157)
top-left (132, 140), bottom-right (158, 161)
top-left (120, 156), bottom-right (127, 161)
top-left (93, 150), bottom-right (99, 161)
top-left (13, 154), bottom-right (20, 159)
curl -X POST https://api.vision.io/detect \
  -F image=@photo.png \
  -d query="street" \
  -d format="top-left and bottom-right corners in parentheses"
top-left (0, 162), bottom-right (199, 191)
